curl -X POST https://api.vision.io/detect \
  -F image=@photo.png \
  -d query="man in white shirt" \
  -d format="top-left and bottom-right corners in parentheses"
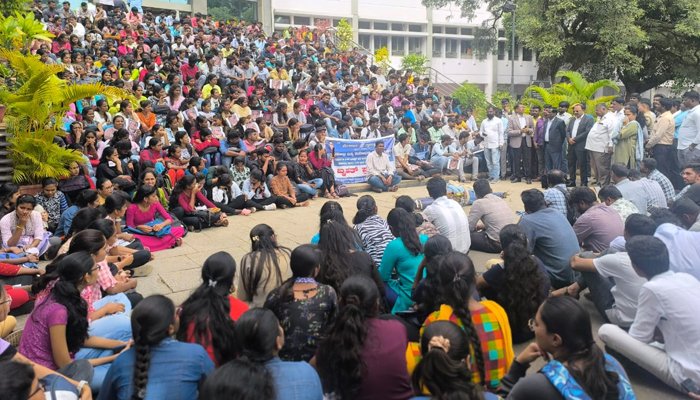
top-left (677, 90), bottom-right (700, 166)
top-left (360, 117), bottom-right (381, 139)
top-left (366, 141), bottom-right (401, 193)
top-left (585, 103), bottom-right (616, 186)
top-left (430, 135), bottom-right (455, 173)
top-left (612, 164), bottom-right (655, 214)
top-left (599, 235), bottom-right (700, 392)
top-left (423, 177), bottom-right (471, 253)
top-left (479, 106), bottom-right (504, 182)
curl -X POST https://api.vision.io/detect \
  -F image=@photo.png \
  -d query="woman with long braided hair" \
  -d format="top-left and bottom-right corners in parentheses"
top-left (99, 295), bottom-right (214, 399)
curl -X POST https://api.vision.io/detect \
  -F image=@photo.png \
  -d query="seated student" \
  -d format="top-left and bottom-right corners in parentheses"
top-left (34, 179), bottom-right (69, 233)
top-left (500, 297), bottom-right (634, 399)
top-left (412, 321), bottom-right (499, 400)
top-left (0, 359), bottom-right (82, 400)
top-left (542, 170), bottom-right (569, 218)
top-left (309, 201), bottom-right (353, 245)
top-left (366, 141), bottom-right (401, 193)
top-left (563, 214), bottom-right (655, 327)
top-left (379, 208), bottom-right (428, 314)
top-left (650, 208), bottom-right (700, 281)
top-left (670, 197), bottom-right (700, 231)
top-left (192, 127), bottom-right (221, 167)
top-left (126, 185), bottom-right (185, 251)
top-left (454, 130), bottom-right (481, 182)
top-left (0, 195), bottom-right (58, 258)
top-left (177, 251), bottom-right (247, 367)
top-left (394, 133), bottom-right (428, 181)
top-left (315, 275), bottom-right (413, 400)
top-left (429, 134), bottom-right (456, 173)
top-left (235, 308), bottom-right (323, 400)
top-left (394, 195), bottom-right (440, 237)
top-left (199, 357), bottom-right (276, 400)
top-left (569, 186), bottom-right (624, 252)
top-left (20, 252), bottom-right (130, 391)
top-left (290, 149), bottom-right (324, 198)
top-left (139, 169), bottom-right (170, 210)
top-left (242, 169), bottom-right (283, 211)
top-left (518, 189), bottom-right (580, 289)
top-left (352, 195), bottom-right (394, 265)
top-left (628, 169), bottom-right (668, 210)
top-left (599, 236), bottom-right (700, 393)
top-left (411, 252), bottom-right (514, 391)
top-left (55, 189), bottom-right (100, 238)
top-left (0, 183), bottom-right (19, 220)
top-left (598, 185), bottom-right (641, 224)
top-left (611, 163), bottom-right (653, 214)
top-left (476, 225), bottom-right (550, 344)
top-left (59, 160), bottom-right (93, 203)
top-left (264, 244), bottom-right (337, 362)
top-left (236, 224), bottom-right (292, 308)
top-left (138, 138), bottom-right (166, 174)
top-left (423, 177), bottom-right (471, 253)
top-left (230, 156), bottom-right (251, 189)
top-left (100, 295), bottom-right (215, 400)
top-left (308, 142), bottom-right (339, 199)
top-left (468, 179), bottom-right (514, 253)
top-left (220, 131), bottom-right (246, 169)
top-left (168, 175), bottom-right (228, 229)
top-left (211, 174), bottom-right (254, 216)
top-left (269, 163), bottom-right (311, 208)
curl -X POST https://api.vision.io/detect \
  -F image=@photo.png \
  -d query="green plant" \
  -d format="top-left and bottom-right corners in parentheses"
top-left (452, 82), bottom-right (488, 121)
top-left (401, 54), bottom-right (429, 75)
top-left (335, 18), bottom-right (353, 52)
top-left (0, 49), bottom-right (128, 184)
top-left (521, 71), bottom-right (620, 113)
top-left (0, 12), bottom-right (54, 52)
top-left (0, 0), bottom-right (29, 18)
top-left (490, 90), bottom-right (513, 109)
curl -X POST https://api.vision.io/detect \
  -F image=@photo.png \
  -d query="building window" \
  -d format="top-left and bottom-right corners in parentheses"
top-left (274, 15), bottom-right (291, 24)
top-left (392, 36), bottom-right (405, 56)
top-left (460, 39), bottom-right (473, 58)
top-left (294, 16), bottom-right (310, 25)
top-left (522, 47), bottom-right (533, 61)
top-left (445, 26), bottom-right (458, 35)
top-left (409, 37), bottom-right (423, 54)
top-left (374, 21), bottom-right (389, 30)
top-left (432, 25), bottom-right (443, 34)
top-left (446, 38), bottom-right (458, 58)
top-left (432, 38), bottom-right (443, 57)
top-left (408, 24), bottom-right (423, 32)
top-left (333, 19), bottom-right (341, 27)
top-left (359, 34), bottom-right (370, 50)
top-left (498, 29), bottom-right (505, 38)
top-left (497, 41), bottom-right (505, 60)
top-left (374, 35), bottom-right (388, 51)
top-left (358, 20), bottom-right (371, 29)
top-left (461, 27), bottom-right (473, 35)
top-left (507, 43), bottom-right (519, 61)
top-left (391, 23), bottom-right (404, 31)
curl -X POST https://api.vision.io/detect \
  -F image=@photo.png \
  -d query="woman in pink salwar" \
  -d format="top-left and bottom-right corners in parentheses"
top-left (125, 185), bottom-right (184, 251)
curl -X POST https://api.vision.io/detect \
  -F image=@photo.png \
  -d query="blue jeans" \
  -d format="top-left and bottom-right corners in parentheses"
top-left (297, 178), bottom-right (324, 196)
top-left (368, 174), bottom-right (401, 191)
top-left (484, 147), bottom-right (500, 179)
top-left (324, 114), bottom-right (341, 137)
top-left (431, 155), bottom-right (449, 172)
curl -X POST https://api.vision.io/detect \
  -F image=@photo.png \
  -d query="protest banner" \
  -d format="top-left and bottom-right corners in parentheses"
top-left (326, 136), bottom-right (395, 185)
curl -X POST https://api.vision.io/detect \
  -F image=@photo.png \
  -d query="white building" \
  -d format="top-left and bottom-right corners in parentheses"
top-left (259, 0), bottom-right (539, 97)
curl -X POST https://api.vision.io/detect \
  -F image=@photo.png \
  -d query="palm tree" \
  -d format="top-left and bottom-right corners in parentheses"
top-left (0, 49), bottom-right (129, 183)
top-left (521, 71), bottom-right (620, 113)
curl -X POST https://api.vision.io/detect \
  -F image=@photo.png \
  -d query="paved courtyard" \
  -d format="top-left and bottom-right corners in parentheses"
top-left (21, 181), bottom-right (684, 399)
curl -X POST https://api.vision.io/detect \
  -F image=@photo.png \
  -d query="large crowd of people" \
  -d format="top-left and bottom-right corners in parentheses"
top-left (0, 1), bottom-right (700, 399)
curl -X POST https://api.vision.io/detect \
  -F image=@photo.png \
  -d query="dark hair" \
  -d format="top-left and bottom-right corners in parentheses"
top-left (0, 183), bottom-right (19, 207)
top-left (104, 191), bottom-right (130, 214)
top-left (521, 189), bottom-right (546, 213)
top-left (235, 308), bottom-right (280, 362)
top-left (569, 187), bottom-right (597, 205)
top-left (539, 296), bottom-right (621, 399)
top-left (317, 212), bottom-right (366, 291)
top-left (611, 163), bottom-right (629, 178)
top-left (131, 295), bottom-right (176, 400)
top-left (387, 208), bottom-right (422, 256)
top-left (430, 252), bottom-right (485, 384)
top-left (89, 218), bottom-right (117, 241)
top-left (641, 158), bottom-right (657, 171)
top-left (41, 177), bottom-right (59, 187)
top-left (427, 177), bottom-right (447, 199)
top-left (31, 252), bottom-right (93, 353)
top-left (623, 214), bottom-right (656, 237)
top-left (133, 184), bottom-right (157, 204)
top-left (316, 275), bottom-right (379, 399)
top-left (75, 188), bottom-right (99, 208)
top-left (67, 207), bottom-right (104, 237)
top-left (412, 321), bottom-right (480, 399)
top-left (275, 244), bottom-right (321, 302)
top-left (67, 228), bottom-right (106, 255)
top-left (413, 235), bottom-right (453, 306)
top-left (199, 357), bottom-right (275, 400)
top-left (239, 224), bottom-right (290, 302)
top-left (626, 235), bottom-right (669, 278)
top-left (0, 360), bottom-right (34, 400)
top-left (177, 252), bottom-right (238, 366)
top-left (649, 207), bottom-right (683, 227)
top-left (352, 195), bottom-right (377, 224)
top-left (472, 179), bottom-right (492, 199)
top-left (15, 195), bottom-right (36, 208)
top-left (169, 175), bottom-right (196, 209)
top-left (598, 185), bottom-right (623, 201)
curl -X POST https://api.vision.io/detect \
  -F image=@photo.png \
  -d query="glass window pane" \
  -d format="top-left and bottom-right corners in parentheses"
top-left (392, 37), bottom-right (405, 56)
top-left (523, 47), bottom-right (533, 61)
top-left (374, 22), bottom-right (388, 30)
top-left (294, 16), bottom-right (310, 25)
top-left (409, 37), bottom-right (423, 53)
top-left (359, 20), bottom-right (371, 29)
top-left (461, 27), bottom-right (473, 35)
top-left (460, 39), bottom-right (473, 58)
top-left (432, 38), bottom-right (443, 57)
top-left (391, 23), bottom-right (404, 31)
top-left (432, 25), bottom-right (443, 34)
top-left (359, 34), bottom-right (371, 50)
top-left (446, 38), bottom-right (458, 58)
top-left (497, 41), bottom-right (505, 60)
top-left (374, 35), bottom-right (388, 50)
top-left (274, 15), bottom-right (291, 24)
top-left (409, 24), bottom-right (423, 32)
top-left (445, 27), bottom-right (458, 35)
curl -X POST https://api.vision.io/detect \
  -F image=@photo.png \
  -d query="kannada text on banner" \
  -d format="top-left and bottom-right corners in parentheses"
top-left (326, 136), bottom-right (395, 185)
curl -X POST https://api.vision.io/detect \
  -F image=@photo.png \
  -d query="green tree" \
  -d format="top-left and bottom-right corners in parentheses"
top-left (452, 82), bottom-right (488, 121)
top-left (521, 71), bottom-right (619, 113)
top-left (0, 12), bottom-right (54, 52)
top-left (401, 54), bottom-right (429, 75)
top-left (335, 18), bottom-right (353, 52)
top-left (0, 0), bottom-right (29, 17)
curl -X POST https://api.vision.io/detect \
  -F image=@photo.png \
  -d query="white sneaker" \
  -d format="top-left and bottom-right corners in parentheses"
top-left (263, 204), bottom-right (277, 211)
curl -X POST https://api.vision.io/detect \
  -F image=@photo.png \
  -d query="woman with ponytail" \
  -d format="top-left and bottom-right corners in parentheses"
top-left (413, 252), bottom-right (514, 392)
top-left (379, 208), bottom-right (428, 314)
top-left (100, 295), bottom-right (214, 400)
top-left (315, 275), bottom-right (412, 400)
top-left (235, 308), bottom-right (323, 400)
top-left (500, 296), bottom-right (634, 399)
top-left (20, 252), bottom-right (130, 390)
top-left (177, 251), bottom-right (247, 366)
top-left (264, 244), bottom-right (337, 362)
top-left (352, 195), bottom-right (393, 265)
top-left (412, 321), bottom-right (498, 400)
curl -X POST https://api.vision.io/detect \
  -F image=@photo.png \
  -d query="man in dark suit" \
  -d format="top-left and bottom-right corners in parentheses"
top-left (543, 104), bottom-right (567, 172)
top-left (566, 103), bottom-right (595, 186)
top-left (507, 103), bottom-right (536, 183)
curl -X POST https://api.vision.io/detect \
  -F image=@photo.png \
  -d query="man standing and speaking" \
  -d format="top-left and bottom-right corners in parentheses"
top-left (566, 103), bottom-right (594, 187)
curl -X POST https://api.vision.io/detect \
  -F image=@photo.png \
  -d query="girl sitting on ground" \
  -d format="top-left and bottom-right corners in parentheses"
top-left (125, 185), bottom-right (185, 251)
top-left (211, 174), bottom-right (254, 216)
top-left (269, 163), bottom-right (311, 209)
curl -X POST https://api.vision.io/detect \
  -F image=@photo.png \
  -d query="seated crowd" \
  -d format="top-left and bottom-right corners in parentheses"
top-left (1, 2), bottom-right (700, 399)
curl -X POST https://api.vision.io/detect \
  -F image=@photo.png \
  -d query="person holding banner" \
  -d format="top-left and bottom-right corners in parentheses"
top-left (366, 142), bottom-right (402, 193)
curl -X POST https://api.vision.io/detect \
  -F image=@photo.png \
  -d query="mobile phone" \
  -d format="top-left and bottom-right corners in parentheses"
top-left (682, 379), bottom-right (700, 395)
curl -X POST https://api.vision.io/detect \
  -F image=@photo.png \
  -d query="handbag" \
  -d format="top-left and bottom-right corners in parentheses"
top-left (126, 219), bottom-right (172, 238)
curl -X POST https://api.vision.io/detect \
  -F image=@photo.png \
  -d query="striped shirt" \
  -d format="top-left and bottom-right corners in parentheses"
top-left (637, 178), bottom-right (668, 211)
top-left (423, 196), bottom-right (471, 253)
top-left (354, 215), bottom-right (394, 265)
top-left (647, 169), bottom-right (675, 203)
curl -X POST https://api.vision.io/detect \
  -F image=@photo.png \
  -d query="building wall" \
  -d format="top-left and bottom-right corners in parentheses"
top-left (269, 0), bottom-right (538, 97)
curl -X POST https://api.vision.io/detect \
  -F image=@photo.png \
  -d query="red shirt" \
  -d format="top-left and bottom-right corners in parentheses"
top-left (185, 296), bottom-right (248, 366)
